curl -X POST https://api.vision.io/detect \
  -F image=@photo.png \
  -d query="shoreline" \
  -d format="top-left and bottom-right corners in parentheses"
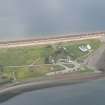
top-left (0, 32), bottom-right (104, 48)
top-left (0, 72), bottom-right (104, 102)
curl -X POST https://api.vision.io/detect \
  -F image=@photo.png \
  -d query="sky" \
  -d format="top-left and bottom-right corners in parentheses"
top-left (0, 0), bottom-right (105, 40)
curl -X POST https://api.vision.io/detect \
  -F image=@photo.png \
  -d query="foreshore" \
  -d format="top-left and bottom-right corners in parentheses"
top-left (0, 32), bottom-right (104, 48)
top-left (0, 72), bottom-right (104, 102)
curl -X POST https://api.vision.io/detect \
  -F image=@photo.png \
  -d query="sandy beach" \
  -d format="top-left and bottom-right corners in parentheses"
top-left (0, 32), bottom-right (104, 48)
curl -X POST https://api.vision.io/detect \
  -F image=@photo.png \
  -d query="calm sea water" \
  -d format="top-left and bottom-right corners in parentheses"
top-left (1, 79), bottom-right (105, 105)
top-left (0, 0), bottom-right (105, 41)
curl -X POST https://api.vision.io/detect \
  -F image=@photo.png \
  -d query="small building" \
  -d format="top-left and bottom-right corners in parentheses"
top-left (79, 45), bottom-right (88, 52)
top-left (79, 44), bottom-right (92, 52)
top-left (87, 44), bottom-right (91, 50)
top-left (66, 56), bottom-right (72, 63)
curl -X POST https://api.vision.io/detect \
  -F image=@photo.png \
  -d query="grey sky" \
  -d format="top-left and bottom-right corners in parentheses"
top-left (0, 0), bottom-right (105, 40)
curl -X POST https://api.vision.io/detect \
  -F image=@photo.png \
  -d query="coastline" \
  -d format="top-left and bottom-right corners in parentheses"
top-left (0, 32), bottom-right (104, 48)
top-left (0, 72), bottom-right (104, 102)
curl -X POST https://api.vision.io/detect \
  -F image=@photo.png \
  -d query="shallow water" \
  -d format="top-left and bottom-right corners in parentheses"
top-left (1, 79), bottom-right (105, 105)
top-left (0, 0), bottom-right (105, 40)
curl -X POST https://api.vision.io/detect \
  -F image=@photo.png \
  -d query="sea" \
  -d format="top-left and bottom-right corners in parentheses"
top-left (0, 78), bottom-right (105, 105)
top-left (0, 0), bottom-right (105, 41)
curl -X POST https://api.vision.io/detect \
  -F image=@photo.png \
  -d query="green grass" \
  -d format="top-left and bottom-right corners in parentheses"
top-left (64, 39), bottom-right (102, 60)
top-left (3, 65), bottom-right (51, 80)
top-left (0, 39), bottom-right (102, 66)
top-left (0, 47), bottom-right (44, 66)
top-left (3, 64), bottom-right (65, 80)
top-left (0, 39), bottom-right (102, 81)
top-left (79, 66), bottom-right (94, 73)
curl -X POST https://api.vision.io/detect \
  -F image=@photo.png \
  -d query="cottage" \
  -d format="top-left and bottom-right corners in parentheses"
top-left (79, 44), bottom-right (92, 52)
top-left (79, 45), bottom-right (88, 52)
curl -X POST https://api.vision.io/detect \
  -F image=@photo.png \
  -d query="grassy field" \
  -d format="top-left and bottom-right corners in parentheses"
top-left (0, 39), bottom-right (102, 82)
top-left (63, 39), bottom-right (102, 60)
top-left (1, 64), bottom-right (65, 81)
top-left (0, 39), bottom-right (102, 66)
top-left (79, 66), bottom-right (95, 73)
top-left (3, 65), bottom-right (50, 80)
